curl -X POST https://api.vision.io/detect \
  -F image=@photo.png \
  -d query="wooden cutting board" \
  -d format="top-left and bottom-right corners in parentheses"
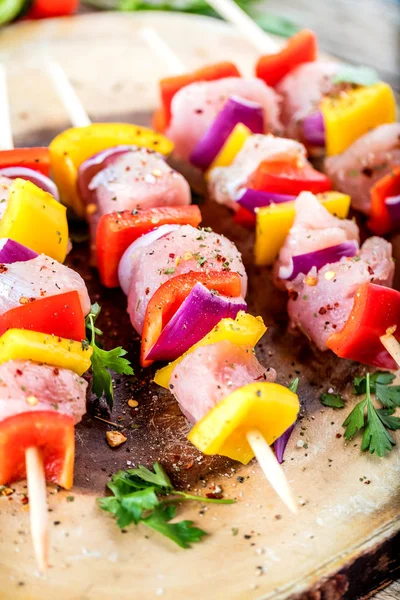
top-left (0, 12), bottom-right (399, 600)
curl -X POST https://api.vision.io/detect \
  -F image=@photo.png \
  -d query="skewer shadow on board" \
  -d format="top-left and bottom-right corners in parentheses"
top-left (45, 46), bottom-right (300, 514)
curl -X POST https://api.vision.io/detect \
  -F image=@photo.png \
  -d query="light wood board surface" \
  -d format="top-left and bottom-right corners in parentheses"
top-left (0, 12), bottom-right (398, 600)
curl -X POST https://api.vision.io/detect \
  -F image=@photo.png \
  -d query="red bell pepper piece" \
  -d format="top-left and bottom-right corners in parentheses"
top-left (367, 167), bottom-right (400, 235)
top-left (327, 283), bottom-right (400, 369)
top-left (234, 206), bottom-right (256, 228)
top-left (0, 148), bottom-right (50, 176)
top-left (96, 205), bottom-right (202, 288)
top-left (26, 0), bottom-right (79, 18)
top-left (0, 411), bottom-right (75, 489)
top-left (250, 160), bottom-right (332, 196)
top-left (141, 271), bottom-right (242, 367)
top-left (0, 291), bottom-right (85, 341)
top-left (256, 30), bottom-right (318, 87)
top-left (155, 62), bottom-right (241, 131)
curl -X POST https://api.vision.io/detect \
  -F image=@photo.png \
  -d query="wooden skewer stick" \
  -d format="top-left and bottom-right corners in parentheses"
top-left (380, 326), bottom-right (400, 368)
top-left (45, 60), bottom-right (91, 128)
top-left (26, 447), bottom-right (49, 573)
top-left (140, 27), bottom-right (186, 76)
top-left (0, 64), bottom-right (50, 573)
top-left (205, 0), bottom-right (279, 54)
top-left (246, 429), bottom-right (298, 514)
top-left (0, 64), bottom-right (14, 150)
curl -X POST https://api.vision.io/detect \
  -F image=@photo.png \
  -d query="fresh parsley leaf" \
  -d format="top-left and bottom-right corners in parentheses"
top-left (143, 504), bottom-right (206, 549)
top-left (353, 371), bottom-right (395, 395)
top-left (343, 373), bottom-right (400, 457)
top-left (343, 398), bottom-right (367, 440)
top-left (376, 408), bottom-right (400, 431)
top-left (86, 303), bottom-right (134, 409)
top-left (288, 377), bottom-right (299, 394)
top-left (361, 400), bottom-right (395, 456)
top-left (321, 392), bottom-right (345, 409)
top-left (332, 65), bottom-right (379, 87)
top-left (375, 383), bottom-right (400, 409)
top-left (98, 463), bottom-right (234, 547)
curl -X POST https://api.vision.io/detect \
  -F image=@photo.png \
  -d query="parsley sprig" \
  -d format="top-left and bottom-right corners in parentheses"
top-left (85, 303), bottom-right (134, 410)
top-left (98, 462), bottom-right (234, 548)
top-left (343, 372), bottom-right (400, 457)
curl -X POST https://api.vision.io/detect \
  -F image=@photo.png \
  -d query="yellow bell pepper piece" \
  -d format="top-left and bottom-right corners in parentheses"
top-left (188, 382), bottom-right (299, 463)
top-left (49, 123), bottom-right (175, 218)
top-left (154, 311), bottom-right (266, 389)
top-left (206, 123), bottom-right (252, 178)
top-left (0, 179), bottom-right (68, 262)
top-left (321, 83), bottom-right (396, 156)
top-left (0, 329), bottom-right (92, 376)
top-left (255, 191), bottom-right (351, 266)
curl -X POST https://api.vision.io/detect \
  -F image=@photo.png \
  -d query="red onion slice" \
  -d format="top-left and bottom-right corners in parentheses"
top-left (118, 224), bottom-right (182, 295)
top-left (189, 95), bottom-right (264, 171)
top-left (236, 188), bottom-right (295, 214)
top-left (146, 283), bottom-right (247, 362)
top-left (0, 238), bottom-right (38, 263)
top-left (385, 195), bottom-right (400, 227)
top-left (274, 424), bottom-right (295, 464)
top-left (279, 241), bottom-right (359, 281)
top-left (0, 167), bottom-right (59, 201)
top-left (302, 112), bottom-right (325, 147)
top-left (77, 145), bottom-right (134, 205)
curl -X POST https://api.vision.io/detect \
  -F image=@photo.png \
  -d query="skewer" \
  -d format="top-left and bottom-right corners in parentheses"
top-left (140, 27), bottom-right (186, 75)
top-left (45, 60), bottom-right (91, 128)
top-left (0, 63), bottom-right (49, 573)
top-left (47, 57), bottom-right (298, 514)
top-left (26, 447), bottom-right (49, 572)
top-left (205, 0), bottom-right (279, 54)
top-left (380, 326), bottom-right (400, 368)
top-left (246, 429), bottom-right (298, 513)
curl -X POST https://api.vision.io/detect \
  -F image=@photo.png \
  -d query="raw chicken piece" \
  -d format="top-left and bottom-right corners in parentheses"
top-left (325, 124), bottom-right (400, 214)
top-left (287, 237), bottom-right (394, 351)
top-left (274, 192), bottom-right (359, 288)
top-left (169, 340), bottom-right (276, 423)
top-left (87, 147), bottom-right (191, 253)
top-left (0, 360), bottom-right (87, 424)
top-left (0, 176), bottom-right (13, 220)
top-left (127, 224), bottom-right (247, 334)
top-left (166, 78), bottom-right (283, 161)
top-left (0, 254), bottom-right (91, 316)
top-left (208, 134), bottom-right (307, 209)
top-left (276, 62), bottom-right (339, 139)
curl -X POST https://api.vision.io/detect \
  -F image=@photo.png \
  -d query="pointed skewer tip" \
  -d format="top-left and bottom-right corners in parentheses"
top-left (25, 447), bottom-right (49, 574)
top-left (246, 428), bottom-right (298, 514)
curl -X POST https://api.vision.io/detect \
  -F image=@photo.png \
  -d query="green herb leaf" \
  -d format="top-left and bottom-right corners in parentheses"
top-left (321, 392), bottom-right (345, 409)
top-left (252, 12), bottom-right (298, 37)
top-left (361, 400), bottom-right (395, 457)
top-left (98, 463), bottom-right (234, 547)
top-left (143, 504), bottom-right (207, 548)
top-left (86, 303), bottom-right (134, 409)
top-left (343, 373), bottom-right (399, 457)
top-left (288, 377), bottom-right (299, 394)
top-left (353, 371), bottom-right (395, 395)
top-left (332, 65), bottom-right (379, 87)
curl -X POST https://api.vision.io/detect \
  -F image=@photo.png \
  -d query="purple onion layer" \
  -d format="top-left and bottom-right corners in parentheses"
top-left (146, 283), bottom-right (247, 362)
top-left (385, 195), bottom-right (400, 227)
top-left (279, 240), bottom-right (359, 281)
top-left (190, 95), bottom-right (264, 171)
top-left (0, 238), bottom-right (38, 263)
top-left (274, 424), bottom-right (295, 464)
top-left (0, 167), bottom-right (59, 201)
top-left (302, 111), bottom-right (325, 147)
top-left (236, 188), bottom-right (295, 214)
